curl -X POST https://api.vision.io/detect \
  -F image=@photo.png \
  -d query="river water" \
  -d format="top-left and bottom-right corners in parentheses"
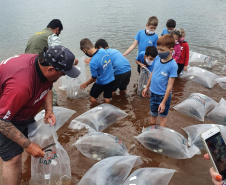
top-left (0, 0), bottom-right (226, 184)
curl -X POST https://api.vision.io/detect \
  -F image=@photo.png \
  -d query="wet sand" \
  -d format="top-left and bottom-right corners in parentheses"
top-left (0, 62), bottom-right (226, 185)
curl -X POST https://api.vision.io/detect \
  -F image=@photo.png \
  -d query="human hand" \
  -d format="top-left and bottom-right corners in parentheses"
top-left (204, 153), bottom-right (224, 185)
top-left (123, 53), bottom-right (127, 57)
top-left (44, 111), bottom-right (56, 127)
top-left (141, 64), bottom-right (146, 68)
top-left (84, 58), bottom-right (91, 64)
top-left (158, 102), bottom-right (165, 113)
top-left (74, 58), bottom-right (79, 65)
top-left (25, 142), bottom-right (45, 158)
top-left (183, 66), bottom-right (188, 71)
top-left (80, 83), bottom-right (87, 90)
top-left (142, 88), bottom-right (148, 98)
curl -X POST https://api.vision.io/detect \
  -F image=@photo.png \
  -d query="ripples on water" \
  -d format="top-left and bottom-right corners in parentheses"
top-left (0, 0), bottom-right (226, 184)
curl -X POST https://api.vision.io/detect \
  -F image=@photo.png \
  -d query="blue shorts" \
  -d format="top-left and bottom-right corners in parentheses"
top-left (150, 92), bottom-right (171, 118)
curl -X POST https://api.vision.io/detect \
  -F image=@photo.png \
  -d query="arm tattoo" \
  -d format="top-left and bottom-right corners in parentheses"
top-left (0, 119), bottom-right (31, 148)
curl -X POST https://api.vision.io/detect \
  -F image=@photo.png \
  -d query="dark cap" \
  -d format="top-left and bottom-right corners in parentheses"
top-left (44, 45), bottom-right (80, 78)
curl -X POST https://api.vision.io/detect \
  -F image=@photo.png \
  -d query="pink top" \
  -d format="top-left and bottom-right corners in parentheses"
top-left (172, 42), bottom-right (181, 63)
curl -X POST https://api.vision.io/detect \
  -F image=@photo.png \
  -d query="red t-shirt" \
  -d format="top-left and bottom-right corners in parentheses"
top-left (0, 54), bottom-right (52, 123)
top-left (178, 41), bottom-right (189, 66)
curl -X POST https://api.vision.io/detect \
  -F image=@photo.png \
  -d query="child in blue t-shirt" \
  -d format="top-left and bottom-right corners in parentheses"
top-left (135, 46), bottom-right (158, 73)
top-left (123, 16), bottom-right (159, 73)
top-left (161, 19), bottom-right (176, 36)
top-left (95, 39), bottom-right (131, 95)
top-left (142, 34), bottom-right (178, 127)
top-left (80, 38), bottom-right (115, 103)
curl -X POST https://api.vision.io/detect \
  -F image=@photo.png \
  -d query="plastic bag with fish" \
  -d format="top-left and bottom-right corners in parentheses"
top-left (206, 98), bottom-right (226, 125)
top-left (173, 93), bottom-right (217, 121)
top-left (74, 132), bottom-right (129, 160)
top-left (66, 56), bottom-right (88, 99)
top-left (68, 103), bottom-right (128, 132)
top-left (215, 77), bottom-right (226, 90)
top-left (123, 167), bottom-right (176, 185)
top-left (183, 124), bottom-right (226, 150)
top-left (28, 106), bottom-right (75, 138)
top-left (78, 155), bottom-right (143, 185)
top-left (137, 67), bottom-right (151, 96)
top-left (135, 126), bottom-right (200, 159)
top-left (29, 124), bottom-right (71, 185)
top-left (58, 56), bottom-right (88, 99)
top-left (189, 51), bottom-right (217, 69)
top-left (179, 66), bottom-right (219, 88)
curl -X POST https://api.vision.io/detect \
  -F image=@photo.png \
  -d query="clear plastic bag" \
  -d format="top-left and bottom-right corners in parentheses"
top-left (123, 167), bottom-right (176, 185)
top-left (173, 93), bottom-right (217, 121)
top-left (29, 124), bottom-right (71, 185)
top-left (215, 77), bottom-right (226, 90)
top-left (58, 56), bottom-right (88, 99)
top-left (182, 124), bottom-right (226, 150)
top-left (206, 98), bottom-right (226, 125)
top-left (135, 126), bottom-right (200, 159)
top-left (68, 103), bottom-right (128, 132)
top-left (28, 106), bottom-right (76, 137)
top-left (179, 66), bottom-right (219, 88)
top-left (189, 51), bottom-right (217, 69)
top-left (137, 67), bottom-right (151, 96)
top-left (78, 155), bottom-right (143, 185)
top-left (74, 132), bottom-right (129, 161)
top-left (66, 57), bottom-right (88, 99)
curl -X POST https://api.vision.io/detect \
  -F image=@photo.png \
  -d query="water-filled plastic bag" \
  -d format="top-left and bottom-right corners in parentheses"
top-left (137, 67), bottom-right (151, 96)
top-left (59, 57), bottom-right (88, 99)
top-left (206, 98), bottom-right (226, 125)
top-left (182, 124), bottom-right (226, 150)
top-left (78, 155), bottom-right (143, 185)
top-left (68, 103), bottom-right (128, 132)
top-left (135, 126), bottom-right (200, 159)
top-left (173, 93), bottom-right (217, 121)
top-left (215, 77), bottom-right (226, 90)
top-left (74, 132), bottom-right (129, 160)
top-left (28, 106), bottom-right (75, 137)
top-left (123, 167), bottom-right (176, 185)
top-left (29, 124), bottom-right (71, 185)
top-left (180, 66), bottom-right (219, 88)
top-left (189, 51), bottom-right (217, 69)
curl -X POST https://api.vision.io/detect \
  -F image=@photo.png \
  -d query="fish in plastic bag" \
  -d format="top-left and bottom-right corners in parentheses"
top-left (59, 56), bottom-right (88, 99)
top-left (206, 98), bottom-right (226, 125)
top-left (74, 132), bottom-right (129, 160)
top-left (135, 126), bottom-right (201, 159)
top-left (189, 51), bottom-right (217, 69)
top-left (29, 124), bottom-right (71, 185)
top-left (123, 167), bottom-right (176, 185)
top-left (173, 93), bottom-right (217, 121)
top-left (182, 124), bottom-right (226, 150)
top-left (28, 106), bottom-right (76, 137)
top-left (78, 155), bottom-right (143, 185)
top-left (137, 67), bottom-right (151, 96)
top-left (68, 103), bottom-right (128, 132)
top-left (179, 66), bottom-right (219, 88)
top-left (66, 56), bottom-right (88, 99)
top-left (215, 77), bottom-right (226, 90)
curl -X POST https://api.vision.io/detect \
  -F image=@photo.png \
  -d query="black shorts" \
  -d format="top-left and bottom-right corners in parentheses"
top-left (113, 70), bottom-right (131, 92)
top-left (90, 81), bottom-right (114, 99)
top-left (0, 124), bottom-right (28, 161)
top-left (177, 63), bottom-right (184, 76)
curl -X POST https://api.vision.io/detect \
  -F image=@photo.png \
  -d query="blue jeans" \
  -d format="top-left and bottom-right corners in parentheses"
top-left (150, 92), bottom-right (171, 118)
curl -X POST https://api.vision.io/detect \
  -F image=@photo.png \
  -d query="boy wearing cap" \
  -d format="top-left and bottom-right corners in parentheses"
top-left (0, 45), bottom-right (79, 185)
top-left (142, 35), bottom-right (178, 127)
top-left (80, 38), bottom-right (115, 103)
